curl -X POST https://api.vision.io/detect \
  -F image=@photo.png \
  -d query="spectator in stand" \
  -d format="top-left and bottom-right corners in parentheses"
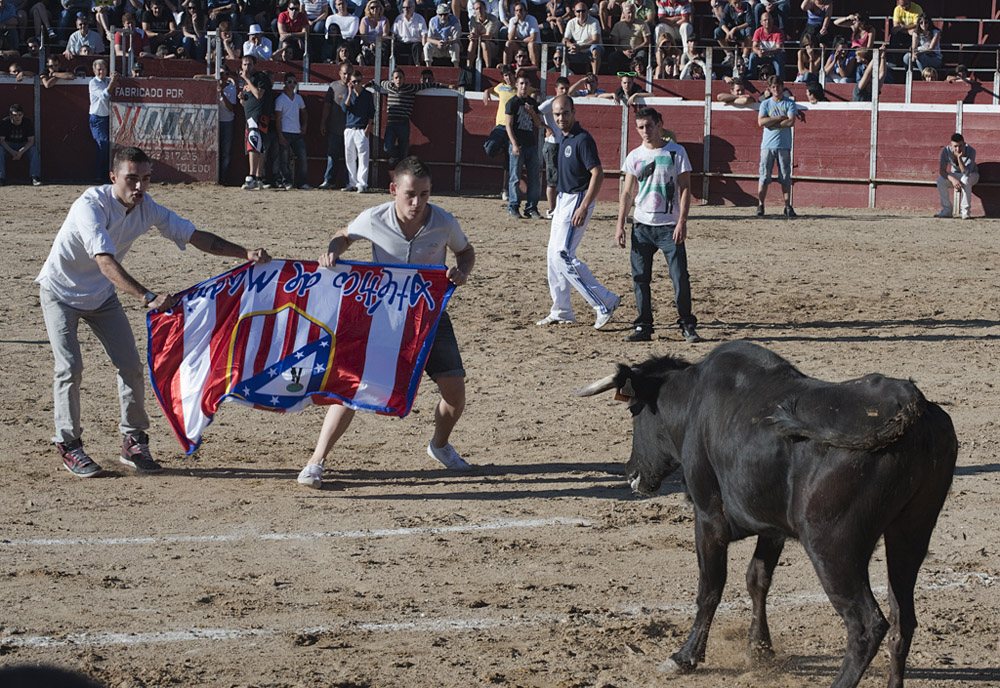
top-left (805, 80), bottom-right (827, 103)
top-left (276, 1), bottom-right (309, 60)
top-left (274, 72), bottom-right (310, 190)
top-left (39, 54), bottom-right (76, 87)
top-left (799, 0), bottom-right (832, 45)
top-left (357, 0), bottom-right (390, 64)
top-left (238, 54), bottom-right (274, 190)
top-left (936, 132), bottom-right (978, 220)
top-left (537, 74), bottom-right (570, 218)
top-left (853, 45), bottom-right (888, 102)
top-left (64, 15), bottom-right (105, 59)
top-left (91, 0), bottom-right (126, 46)
top-left (216, 20), bottom-right (242, 58)
top-left (217, 63), bottom-right (238, 183)
top-left (238, 0), bottom-right (271, 34)
top-left (180, 4), bottom-right (207, 60)
top-left (757, 73), bottom-right (796, 218)
top-left (542, 0), bottom-right (567, 43)
top-left (6, 61), bottom-right (35, 80)
top-left (904, 14), bottom-right (941, 73)
top-left (563, 1), bottom-right (601, 74)
top-left (654, 32), bottom-right (679, 78)
top-left (504, 69), bottom-right (542, 219)
top-left (20, 34), bottom-right (40, 60)
top-left (749, 9), bottom-right (783, 80)
top-left (88, 59), bottom-right (116, 181)
top-left (824, 35), bottom-right (852, 82)
top-left (467, 0), bottom-right (500, 67)
top-left (511, 45), bottom-right (537, 72)
top-left (392, 0), bottom-right (427, 65)
top-left (920, 66), bottom-right (937, 81)
top-left (754, 0), bottom-right (787, 31)
top-left (598, 69), bottom-right (644, 108)
top-left (888, 0), bottom-right (922, 66)
top-left (325, 0), bottom-right (359, 61)
top-left (243, 23), bottom-right (273, 58)
top-left (550, 43), bottom-right (565, 71)
top-left (57, 0), bottom-right (90, 42)
top-left (795, 32), bottom-right (821, 82)
top-left (0, 104), bottom-right (40, 186)
top-left (28, 0), bottom-right (58, 45)
top-left (335, 41), bottom-right (358, 62)
top-left (714, 0), bottom-right (753, 67)
top-left (569, 71), bottom-right (604, 95)
top-left (115, 13), bottom-right (153, 59)
top-left (319, 61), bottom-right (350, 189)
top-left (503, 1), bottom-right (539, 67)
top-left (143, 1), bottom-right (179, 54)
top-left (655, 0), bottom-right (692, 57)
top-left (424, 2), bottom-right (460, 66)
top-left (371, 67), bottom-right (452, 165)
top-left (608, 1), bottom-right (648, 75)
top-left (206, 0), bottom-right (239, 31)
top-left (341, 69), bottom-right (374, 193)
top-left (597, 0), bottom-right (622, 34)
top-left (302, 0), bottom-right (330, 59)
top-left (717, 76), bottom-right (755, 105)
top-left (833, 11), bottom-right (875, 49)
top-left (945, 64), bottom-right (973, 83)
top-left (421, 67), bottom-right (435, 82)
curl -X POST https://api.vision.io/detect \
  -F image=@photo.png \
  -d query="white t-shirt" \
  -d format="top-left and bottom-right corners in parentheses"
top-left (623, 140), bottom-right (692, 226)
top-left (36, 185), bottom-right (196, 309)
top-left (275, 92), bottom-right (306, 134)
top-left (347, 201), bottom-right (468, 266)
top-left (538, 96), bottom-right (557, 143)
top-left (564, 16), bottom-right (600, 45)
top-left (326, 13), bottom-right (360, 38)
top-left (508, 15), bottom-right (540, 42)
top-left (392, 12), bottom-right (427, 42)
top-left (219, 81), bottom-right (238, 123)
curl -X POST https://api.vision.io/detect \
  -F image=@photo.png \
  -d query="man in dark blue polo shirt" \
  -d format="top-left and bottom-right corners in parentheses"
top-left (536, 94), bottom-right (620, 329)
top-left (342, 69), bottom-right (375, 193)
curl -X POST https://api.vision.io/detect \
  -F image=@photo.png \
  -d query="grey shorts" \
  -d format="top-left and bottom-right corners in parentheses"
top-left (424, 311), bottom-right (465, 380)
top-left (543, 141), bottom-right (559, 188)
top-left (759, 147), bottom-right (791, 186)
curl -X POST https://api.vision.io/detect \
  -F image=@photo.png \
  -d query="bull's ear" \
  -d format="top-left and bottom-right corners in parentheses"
top-left (614, 377), bottom-right (636, 402)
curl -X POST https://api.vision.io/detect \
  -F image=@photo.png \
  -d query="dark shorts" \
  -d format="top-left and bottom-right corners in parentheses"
top-left (424, 311), bottom-right (465, 380)
top-left (543, 141), bottom-right (559, 188)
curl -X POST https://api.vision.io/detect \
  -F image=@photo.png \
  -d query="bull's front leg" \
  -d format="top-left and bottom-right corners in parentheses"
top-left (659, 512), bottom-right (729, 674)
top-left (746, 534), bottom-right (785, 664)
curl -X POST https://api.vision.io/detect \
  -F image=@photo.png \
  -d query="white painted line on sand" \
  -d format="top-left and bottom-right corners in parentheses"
top-left (2, 572), bottom-right (991, 650)
top-left (0, 517), bottom-right (593, 549)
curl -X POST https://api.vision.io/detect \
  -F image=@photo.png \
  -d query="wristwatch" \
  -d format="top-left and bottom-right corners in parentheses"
top-left (143, 291), bottom-right (157, 306)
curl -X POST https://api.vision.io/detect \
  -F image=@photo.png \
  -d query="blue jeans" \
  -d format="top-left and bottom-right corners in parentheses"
top-left (748, 52), bottom-right (785, 80)
top-left (382, 121), bottom-right (410, 161)
top-left (323, 125), bottom-right (345, 185)
top-left (755, 1), bottom-right (789, 31)
top-left (278, 132), bottom-right (308, 187)
top-left (89, 114), bottom-right (110, 180)
top-left (759, 147), bottom-right (791, 187)
top-left (0, 145), bottom-right (41, 180)
top-left (629, 221), bottom-right (695, 328)
top-left (508, 142), bottom-right (540, 212)
top-left (183, 35), bottom-right (207, 61)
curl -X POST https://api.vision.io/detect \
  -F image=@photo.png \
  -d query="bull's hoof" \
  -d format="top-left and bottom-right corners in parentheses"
top-left (656, 656), bottom-right (696, 675)
top-left (748, 642), bottom-right (776, 666)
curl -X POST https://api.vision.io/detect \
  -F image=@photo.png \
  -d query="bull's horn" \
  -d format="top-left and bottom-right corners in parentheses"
top-left (574, 374), bottom-right (617, 397)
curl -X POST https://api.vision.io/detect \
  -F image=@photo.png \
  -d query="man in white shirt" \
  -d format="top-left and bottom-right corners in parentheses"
top-left (504, 1), bottom-right (540, 67)
top-left (423, 3), bottom-right (461, 67)
top-left (63, 16), bottom-right (106, 59)
top-left (392, 0), bottom-right (427, 65)
top-left (242, 24), bottom-right (273, 59)
top-left (274, 72), bottom-right (311, 190)
top-left (36, 146), bottom-right (271, 478)
top-left (563, 1), bottom-right (602, 74)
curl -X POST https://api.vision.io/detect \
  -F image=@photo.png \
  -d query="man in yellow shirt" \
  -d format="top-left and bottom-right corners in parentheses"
top-left (888, 0), bottom-right (922, 64)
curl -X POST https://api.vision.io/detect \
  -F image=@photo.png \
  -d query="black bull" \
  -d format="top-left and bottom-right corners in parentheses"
top-left (577, 341), bottom-right (957, 688)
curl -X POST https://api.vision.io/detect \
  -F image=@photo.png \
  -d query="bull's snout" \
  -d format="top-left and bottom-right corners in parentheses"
top-left (627, 470), bottom-right (657, 496)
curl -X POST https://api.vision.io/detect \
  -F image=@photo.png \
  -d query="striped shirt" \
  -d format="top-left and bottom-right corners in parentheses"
top-left (377, 80), bottom-right (447, 124)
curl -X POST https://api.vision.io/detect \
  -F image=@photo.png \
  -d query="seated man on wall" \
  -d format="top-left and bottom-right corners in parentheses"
top-left (936, 133), bottom-right (979, 220)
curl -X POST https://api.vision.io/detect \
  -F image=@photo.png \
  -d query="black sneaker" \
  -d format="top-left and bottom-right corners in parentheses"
top-left (507, 206), bottom-right (523, 219)
top-left (120, 432), bottom-right (163, 473)
top-left (57, 439), bottom-right (103, 478)
top-left (625, 325), bottom-right (652, 342)
top-left (680, 324), bottom-right (703, 343)
top-left (524, 207), bottom-right (543, 220)
top-left (756, 203), bottom-right (764, 217)
top-left (783, 205), bottom-right (797, 218)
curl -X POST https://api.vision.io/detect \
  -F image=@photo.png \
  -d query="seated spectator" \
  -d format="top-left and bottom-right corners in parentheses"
top-left (945, 64), bottom-right (974, 84)
top-left (6, 61), bottom-right (35, 80)
top-left (467, 0), bottom-right (500, 67)
top-left (357, 0), bottom-right (390, 64)
top-left (679, 58), bottom-right (705, 79)
top-left (563, 1), bottom-right (601, 74)
top-left (799, 0), bottom-right (832, 46)
top-left (216, 20), bottom-right (243, 59)
top-left (302, 0), bottom-right (330, 59)
top-left (115, 13), bottom-right (154, 59)
top-left (0, 0), bottom-right (25, 51)
top-left (325, 0), bottom-right (360, 61)
top-left (748, 9), bottom-right (783, 80)
top-left (131, 60), bottom-right (145, 76)
top-left (511, 45), bottom-right (536, 71)
top-left (206, 0), bottom-right (239, 31)
top-left (504, 1), bottom-right (540, 67)
top-left (392, 0), bottom-right (426, 65)
top-left (420, 67), bottom-right (435, 82)
top-left (64, 16), bottom-right (105, 59)
top-left (57, 0), bottom-right (90, 42)
top-left (717, 76), bottom-right (755, 105)
top-left (239, 0), bottom-right (271, 34)
top-left (243, 22), bottom-right (273, 58)
top-left (833, 11), bottom-right (875, 49)
top-left (853, 45), bottom-right (888, 102)
top-left (714, 0), bottom-right (753, 66)
top-left (654, 31), bottom-right (678, 78)
top-left (92, 0), bottom-right (126, 45)
top-left (39, 54), bottom-right (75, 87)
top-left (655, 0), bottom-right (692, 55)
top-left (597, 0), bottom-right (622, 34)
top-left (805, 80), bottom-right (826, 103)
top-left (921, 65), bottom-right (937, 81)
top-left (824, 36), bottom-right (853, 83)
top-left (569, 71), bottom-right (604, 96)
top-left (542, 0), bottom-right (567, 43)
top-left (28, 0), bottom-right (58, 44)
top-left (598, 69), bottom-right (646, 108)
top-left (888, 0), bottom-right (922, 66)
top-left (549, 43), bottom-right (565, 71)
top-left (336, 41), bottom-right (358, 62)
top-left (608, 1), bottom-right (649, 75)
top-left (904, 14), bottom-right (941, 73)
top-left (0, 103), bottom-right (40, 186)
top-left (936, 132), bottom-right (978, 219)
top-left (795, 31), bottom-right (821, 82)
top-left (276, 1), bottom-right (310, 60)
top-left (754, 0), bottom-right (788, 31)
top-left (142, 1), bottom-right (180, 54)
top-left (424, 2), bottom-right (460, 67)
top-left (180, 4), bottom-right (208, 60)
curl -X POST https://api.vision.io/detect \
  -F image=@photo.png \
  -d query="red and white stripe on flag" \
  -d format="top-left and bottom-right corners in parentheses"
top-left (147, 259), bottom-right (455, 454)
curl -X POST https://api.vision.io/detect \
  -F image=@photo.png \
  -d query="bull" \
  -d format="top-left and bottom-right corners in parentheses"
top-left (577, 341), bottom-right (957, 688)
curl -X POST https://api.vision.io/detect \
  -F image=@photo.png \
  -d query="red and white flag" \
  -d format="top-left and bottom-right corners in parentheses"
top-left (147, 259), bottom-right (455, 453)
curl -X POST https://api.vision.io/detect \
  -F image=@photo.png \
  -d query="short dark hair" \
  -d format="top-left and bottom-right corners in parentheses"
top-left (805, 81), bottom-right (826, 100)
top-left (112, 146), bottom-right (151, 172)
top-left (498, 64), bottom-right (512, 75)
top-left (555, 76), bottom-right (570, 87)
top-left (634, 106), bottom-right (662, 124)
top-left (951, 133), bottom-right (965, 143)
top-left (9, 103), bottom-right (23, 113)
top-left (515, 68), bottom-right (531, 81)
top-left (392, 66), bottom-right (404, 77)
top-left (767, 73), bottom-right (783, 87)
top-left (243, 54), bottom-right (257, 64)
top-left (420, 68), bottom-right (434, 79)
top-left (394, 156), bottom-right (431, 181)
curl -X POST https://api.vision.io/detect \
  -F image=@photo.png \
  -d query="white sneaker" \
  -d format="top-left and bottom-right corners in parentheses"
top-left (297, 463), bottom-right (323, 489)
top-left (427, 442), bottom-right (473, 471)
top-left (961, 210), bottom-right (970, 219)
top-left (594, 295), bottom-right (621, 330)
top-left (501, 190), bottom-right (508, 201)
top-left (241, 176), bottom-right (258, 190)
top-left (934, 209), bottom-right (951, 218)
top-left (545, 209), bottom-right (554, 219)
top-left (535, 314), bottom-right (576, 326)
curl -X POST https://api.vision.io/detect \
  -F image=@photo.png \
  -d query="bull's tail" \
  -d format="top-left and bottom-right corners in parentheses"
top-left (769, 390), bottom-right (928, 451)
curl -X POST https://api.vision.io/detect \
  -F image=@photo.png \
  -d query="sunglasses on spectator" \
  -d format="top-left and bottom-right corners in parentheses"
top-left (617, 71), bottom-right (637, 77)
top-left (574, 8), bottom-right (586, 12)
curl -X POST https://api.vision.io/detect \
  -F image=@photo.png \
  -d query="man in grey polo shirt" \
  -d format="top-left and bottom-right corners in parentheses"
top-left (297, 156), bottom-right (477, 490)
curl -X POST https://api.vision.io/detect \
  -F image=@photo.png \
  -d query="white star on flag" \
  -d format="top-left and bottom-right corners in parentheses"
top-left (270, 396), bottom-right (280, 405)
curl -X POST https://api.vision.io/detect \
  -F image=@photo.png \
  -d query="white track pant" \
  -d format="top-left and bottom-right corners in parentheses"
top-left (936, 172), bottom-right (979, 215)
top-left (344, 127), bottom-right (370, 191)
top-left (545, 191), bottom-right (618, 320)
